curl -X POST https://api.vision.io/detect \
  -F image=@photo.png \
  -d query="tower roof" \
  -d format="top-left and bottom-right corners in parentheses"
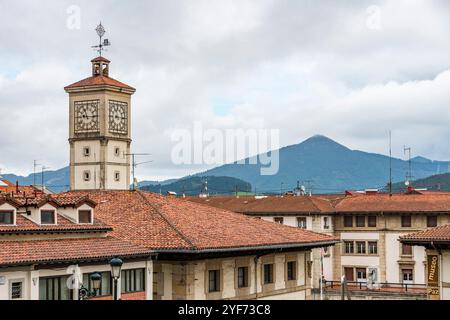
top-left (64, 75), bottom-right (135, 92)
top-left (91, 56), bottom-right (111, 63)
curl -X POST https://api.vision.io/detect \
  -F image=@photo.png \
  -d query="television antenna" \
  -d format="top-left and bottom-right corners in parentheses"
top-left (404, 146), bottom-right (413, 186)
top-left (124, 153), bottom-right (152, 190)
top-left (92, 22), bottom-right (111, 56)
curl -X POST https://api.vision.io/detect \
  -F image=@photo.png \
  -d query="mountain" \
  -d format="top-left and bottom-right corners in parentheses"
top-left (4, 135), bottom-right (450, 194)
top-left (140, 176), bottom-right (252, 196)
top-left (138, 179), bottom-right (178, 188)
top-left (194, 135), bottom-right (450, 194)
top-left (2, 167), bottom-right (70, 192)
top-left (391, 172), bottom-right (450, 192)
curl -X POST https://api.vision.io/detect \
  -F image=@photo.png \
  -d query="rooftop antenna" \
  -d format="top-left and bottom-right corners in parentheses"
top-left (92, 22), bottom-right (111, 56)
top-left (33, 160), bottom-right (41, 187)
top-left (124, 153), bottom-right (152, 190)
top-left (41, 165), bottom-right (50, 192)
top-left (404, 146), bottom-right (413, 187)
top-left (389, 131), bottom-right (392, 197)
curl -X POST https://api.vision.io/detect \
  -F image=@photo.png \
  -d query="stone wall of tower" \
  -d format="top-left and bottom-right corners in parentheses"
top-left (68, 83), bottom-right (132, 191)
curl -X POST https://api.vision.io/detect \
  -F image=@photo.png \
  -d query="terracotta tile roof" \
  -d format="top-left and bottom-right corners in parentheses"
top-left (0, 237), bottom-right (151, 266)
top-left (400, 224), bottom-right (450, 243)
top-left (0, 214), bottom-right (111, 234)
top-left (187, 196), bottom-right (335, 214)
top-left (91, 56), bottom-right (111, 63)
top-left (58, 190), bottom-right (338, 251)
top-left (7, 193), bottom-right (97, 208)
top-left (64, 75), bottom-right (135, 91)
top-left (335, 194), bottom-right (450, 213)
top-left (0, 179), bottom-right (43, 196)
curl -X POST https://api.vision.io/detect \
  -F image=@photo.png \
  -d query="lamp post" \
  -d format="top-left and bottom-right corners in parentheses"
top-left (110, 258), bottom-right (123, 301)
top-left (79, 272), bottom-right (102, 300)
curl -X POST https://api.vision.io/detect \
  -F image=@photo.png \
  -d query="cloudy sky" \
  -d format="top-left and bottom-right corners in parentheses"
top-left (1, 0), bottom-right (450, 180)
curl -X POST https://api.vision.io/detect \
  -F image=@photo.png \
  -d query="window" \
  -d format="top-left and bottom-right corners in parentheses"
top-left (368, 241), bottom-right (378, 255)
top-left (368, 216), bottom-right (377, 227)
top-left (114, 147), bottom-right (120, 157)
top-left (323, 217), bottom-right (330, 229)
top-left (83, 170), bottom-right (91, 181)
top-left (83, 147), bottom-right (90, 157)
top-left (121, 268), bottom-right (145, 293)
top-left (356, 216), bottom-right (365, 227)
top-left (401, 244), bottom-right (413, 256)
top-left (402, 269), bottom-right (413, 283)
top-left (297, 217), bottom-right (307, 229)
top-left (344, 241), bottom-right (354, 254)
top-left (263, 264), bottom-right (274, 284)
top-left (401, 215), bottom-right (412, 228)
top-left (208, 270), bottom-right (220, 292)
top-left (356, 268), bottom-right (367, 282)
top-left (0, 211), bottom-right (14, 225)
top-left (287, 261), bottom-right (297, 281)
top-left (40, 210), bottom-right (55, 225)
top-left (344, 267), bottom-right (354, 282)
top-left (82, 272), bottom-right (111, 296)
top-left (39, 276), bottom-right (72, 300)
top-left (237, 267), bottom-right (248, 288)
top-left (427, 216), bottom-right (438, 228)
top-left (274, 217), bottom-right (284, 224)
top-left (344, 216), bottom-right (353, 227)
top-left (10, 281), bottom-right (23, 300)
top-left (356, 241), bottom-right (366, 254)
top-left (78, 210), bottom-right (92, 224)
top-left (114, 171), bottom-right (120, 182)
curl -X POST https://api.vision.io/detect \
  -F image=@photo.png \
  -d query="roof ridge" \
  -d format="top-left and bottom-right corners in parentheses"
top-left (136, 191), bottom-right (196, 250)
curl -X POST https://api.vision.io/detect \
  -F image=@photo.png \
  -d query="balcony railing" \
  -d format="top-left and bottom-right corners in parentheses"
top-left (323, 280), bottom-right (427, 293)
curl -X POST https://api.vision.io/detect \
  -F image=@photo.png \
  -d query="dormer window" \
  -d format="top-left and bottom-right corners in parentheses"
top-left (78, 210), bottom-right (93, 224)
top-left (41, 210), bottom-right (56, 225)
top-left (0, 211), bottom-right (14, 225)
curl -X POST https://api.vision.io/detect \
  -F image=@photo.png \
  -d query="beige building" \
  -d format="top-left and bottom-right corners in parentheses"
top-left (400, 224), bottom-right (450, 300)
top-left (189, 191), bottom-right (450, 296)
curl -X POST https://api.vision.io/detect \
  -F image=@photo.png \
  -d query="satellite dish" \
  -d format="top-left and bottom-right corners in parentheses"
top-left (405, 180), bottom-right (410, 186)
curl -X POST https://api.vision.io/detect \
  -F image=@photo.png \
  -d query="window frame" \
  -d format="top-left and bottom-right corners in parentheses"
top-left (237, 267), bottom-right (249, 289)
top-left (344, 216), bottom-right (353, 228)
top-left (368, 241), bottom-right (378, 255)
top-left (287, 261), bottom-right (297, 281)
top-left (427, 215), bottom-right (438, 228)
top-left (344, 241), bottom-right (354, 254)
top-left (297, 217), bottom-right (307, 229)
top-left (355, 216), bottom-right (365, 228)
top-left (83, 170), bottom-right (91, 182)
top-left (121, 268), bottom-right (146, 294)
top-left (401, 244), bottom-right (413, 256)
top-left (83, 146), bottom-right (91, 157)
top-left (368, 215), bottom-right (377, 228)
top-left (10, 279), bottom-right (24, 300)
top-left (401, 215), bottom-right (412, 228)
top-left (263, 264), bottom-right (274, 284)
top-left (356, 241), bottom-right (366, 254)
top-left (40, 209), bottom-right (56, 225)
top-left (39, 276), bottom-right (73, 300)
top-left (0, 210), bottom-right (15, 225)
top-left (114, 171), bottom-right (121, 182)
top-left (208, 270), bottom-right (221, 293)
top-left (78, 209), bottom-right (93, 224)
top-left (323, 216), bottom-right (330, 230)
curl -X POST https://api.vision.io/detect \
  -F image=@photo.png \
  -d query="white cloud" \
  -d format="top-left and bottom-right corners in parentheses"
top-left (1, 0), bottom-right (450, 180)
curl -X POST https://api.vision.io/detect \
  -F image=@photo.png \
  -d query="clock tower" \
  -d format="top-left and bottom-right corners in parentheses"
top-left (65, 54), bottom-right (135, 191)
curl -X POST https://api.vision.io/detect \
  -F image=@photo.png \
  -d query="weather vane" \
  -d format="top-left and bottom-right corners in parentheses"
top-left (92, 22), bottom-right (111, 56)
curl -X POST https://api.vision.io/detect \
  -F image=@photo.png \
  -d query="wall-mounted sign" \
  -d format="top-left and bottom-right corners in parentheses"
top-left (427, 254), bottom-right (440, 300)
top-left (0, 276), bottom-right (6, 285)
top-left (427, 255), bottom-right (439, 286)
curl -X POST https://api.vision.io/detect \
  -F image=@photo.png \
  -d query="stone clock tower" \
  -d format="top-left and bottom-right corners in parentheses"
top-left (64, 56), bottom-right (135, 190)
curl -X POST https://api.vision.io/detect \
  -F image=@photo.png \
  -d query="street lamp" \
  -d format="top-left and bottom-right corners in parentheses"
top-left (110, 258), bottom-right (123, 300)
top-left (79, 272), bottom-right (102, 300)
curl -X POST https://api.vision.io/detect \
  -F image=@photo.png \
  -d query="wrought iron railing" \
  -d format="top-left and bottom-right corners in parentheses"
top-left (323, 280), bottom-right (427, 292)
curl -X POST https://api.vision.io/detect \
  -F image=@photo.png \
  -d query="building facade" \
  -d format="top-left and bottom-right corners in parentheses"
top-left (188, 191), bottom-right (450, 294)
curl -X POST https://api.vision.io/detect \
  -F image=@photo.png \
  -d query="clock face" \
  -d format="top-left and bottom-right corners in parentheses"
top-left (109, 100), bottom-right (128, 134)
top-left (74, 100), bottom-right (99, 133)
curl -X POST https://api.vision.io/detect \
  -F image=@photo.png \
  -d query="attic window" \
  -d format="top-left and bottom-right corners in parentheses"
top-left (0, 211), bottom-right (14, 225)
top-left (78, 210), bottom-right (92, 224)
top-left (41, 210), bottom-right (56, 225)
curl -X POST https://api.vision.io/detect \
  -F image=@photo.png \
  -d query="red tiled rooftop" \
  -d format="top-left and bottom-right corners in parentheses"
top-left (0, 237), bottom-right (151, 266)
top-left (335, 194), bottom-right (450, 213)
top-left (187, 196), bottom-right (335, 214)
top-left (64, 75), bottom-right (135, 91)
top-left (59, 190), bottom-right (339, 251)
top-left (400, 224), bottom-right (450, 243)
